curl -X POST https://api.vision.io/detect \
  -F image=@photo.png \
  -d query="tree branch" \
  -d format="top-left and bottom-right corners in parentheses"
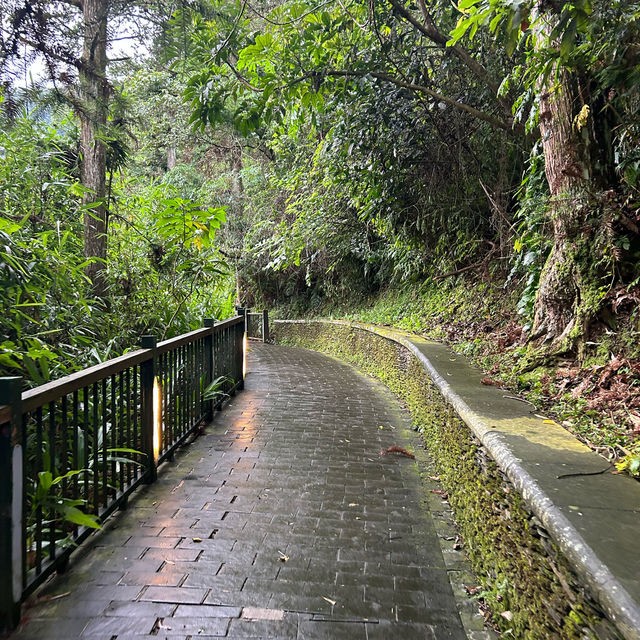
top-left (388, 0), bottom-right (511, 114)
top-left (225, 60), bottom-right (262, 92)
top-left (322, 70), bottom-right (512, 130)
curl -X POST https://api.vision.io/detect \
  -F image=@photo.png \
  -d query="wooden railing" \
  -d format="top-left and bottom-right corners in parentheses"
top-left (0, 315), bottom-right (246, 629)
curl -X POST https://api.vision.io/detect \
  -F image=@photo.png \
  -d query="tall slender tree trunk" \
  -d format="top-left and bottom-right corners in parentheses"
top-left (231, 146), bottom-right (244, 304)
top-left (79, 0), bottom-right (109, 295)
top-left (530, 10), bottom-right (597, 350)
top-left (167, 146), bottom-right (177, 170)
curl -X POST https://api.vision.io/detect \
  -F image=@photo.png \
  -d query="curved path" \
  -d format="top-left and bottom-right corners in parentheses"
top-left (10, 343), bottom-right (469, 639)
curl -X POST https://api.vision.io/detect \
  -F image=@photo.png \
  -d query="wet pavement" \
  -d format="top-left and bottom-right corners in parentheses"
top-left (11, 343), bottom-right (468, 639)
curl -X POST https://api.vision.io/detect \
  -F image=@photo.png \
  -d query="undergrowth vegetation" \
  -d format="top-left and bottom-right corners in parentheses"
top-left (0, 90), bottom-right (236, 387)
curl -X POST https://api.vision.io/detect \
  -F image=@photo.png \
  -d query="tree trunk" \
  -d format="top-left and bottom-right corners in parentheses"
top-left (530, 12), bottom-right (598, 350)
top-left (79, 0), bottom-right (109, 295)
top-left (167, 146), bottom-right (177, 170)
top-left (231, 146), bottom-right (244, 303)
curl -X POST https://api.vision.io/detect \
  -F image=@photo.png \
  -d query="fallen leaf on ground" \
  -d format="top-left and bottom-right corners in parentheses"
top-left (192, 537), bottom-right (202, 543)
top-left (322, 597), bottom-right (336, 606)
top-left (380, 446), bottom-right (415, 459)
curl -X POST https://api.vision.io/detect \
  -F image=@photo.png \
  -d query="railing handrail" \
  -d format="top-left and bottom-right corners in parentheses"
top-left (156, 316), bottom-right (243, 355)
top-left (0, 316), bottom-right (246, 422)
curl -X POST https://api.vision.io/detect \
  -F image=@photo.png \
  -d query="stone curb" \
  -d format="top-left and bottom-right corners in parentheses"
top-left (274, 319), bottom-right (640, 640)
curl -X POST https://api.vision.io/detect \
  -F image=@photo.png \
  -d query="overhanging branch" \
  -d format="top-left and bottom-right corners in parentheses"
top-left (322, 69), bottom-right (512, 130)
top-left (388, 0), bottom-right (512, 115)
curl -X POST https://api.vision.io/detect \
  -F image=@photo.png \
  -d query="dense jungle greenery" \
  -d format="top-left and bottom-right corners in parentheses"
top-left (1, 1), bottom-right (639, 472)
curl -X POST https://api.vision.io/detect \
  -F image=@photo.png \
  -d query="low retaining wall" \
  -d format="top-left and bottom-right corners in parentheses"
top-left (274, 319), bottom-right (640, 640)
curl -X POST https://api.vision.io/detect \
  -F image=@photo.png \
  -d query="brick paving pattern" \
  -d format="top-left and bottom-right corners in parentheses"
top-left (10, 343), bottom-right (467, 639)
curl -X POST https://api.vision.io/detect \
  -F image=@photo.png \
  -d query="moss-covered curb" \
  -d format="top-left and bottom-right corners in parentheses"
top-left (273, 319), bottom-right (640, 640)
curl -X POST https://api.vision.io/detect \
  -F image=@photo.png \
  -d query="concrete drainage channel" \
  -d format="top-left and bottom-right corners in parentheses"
top-left (273, 319), bottom-right (640, 640)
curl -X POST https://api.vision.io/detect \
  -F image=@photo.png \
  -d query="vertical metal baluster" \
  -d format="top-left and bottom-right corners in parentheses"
top-left (197, 339), bottom-right (201, 423)
top-left (190, 342), bottom-right (195, 430)
top-left (185, 344), bottom-right (190, 434)
top-left (227, 327), bottom-right (231, 391)
top-left (162, 351), bottom-right (174, 450)
top-left (21, 413), bottom-right (27, 592)
top-left (35, 407), bottom-right (43, 575)
top-left (201, 337), bottom-right (205, 419)
top-left (92, 382), bottom-right (99, 516)
top-left (186, 343), bottom-right (190, 432)
top-left (48, 401), bottom-right (56, 562)
top-left (118, 372), bottom-right (124, 493)
top-left (178, 345), bottom-right (183, 435)
top-left (190, 342), bottom-right (194, 429)
top-left (204, 320), bottom-right (214, 421)
top-left (223, 328), bottom-right (227, 398)
top-left (158, 354), bottom-right (163, 453)
top-left (185, 343), bottom-right (190, 432)
top-left (60, 395), bottom-right (70, 545)
top-left (197, 338), bottom-right (202, 423)
top-left (126, 369), bottom-right (131, 487)
top-left (172, 349), bottom-right (177, 442)
top-left (83, 387), bottom-right (89, 510)
top-left (60, 395), bottom-right (68, 503)
top-left (101, 379), bottom-right (108, 510)
top-left (72, 390), bottom-right (79, 539)
top-left (184, 343), bottom-right (189, 432)
top-left (215, 330), bottom-right (222, 410)
top-left (110, 374), bottom-right (116, 498)
top-left (162, 351), bottom-right (175, 452)
top-left (133, 366), bottom-right (139, 480)
top-left (171, 349), bottom-right (176, 445)
top-left (158, 351), bottom-right (166, 454)
top-left (166, 350), bottom-right (171, 448)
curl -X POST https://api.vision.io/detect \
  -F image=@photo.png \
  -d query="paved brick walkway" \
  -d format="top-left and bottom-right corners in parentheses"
top-left (11, 343), bottom-right (467, 639)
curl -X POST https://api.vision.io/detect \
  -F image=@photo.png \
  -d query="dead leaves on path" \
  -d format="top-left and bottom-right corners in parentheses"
top-left (380, 446), bottom-right (415, 459)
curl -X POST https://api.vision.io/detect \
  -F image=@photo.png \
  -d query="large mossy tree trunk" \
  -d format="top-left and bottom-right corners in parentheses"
top-left (530, 13), bottom-right (601, 351)
top-left (79, 0), bottom-right (109, 295)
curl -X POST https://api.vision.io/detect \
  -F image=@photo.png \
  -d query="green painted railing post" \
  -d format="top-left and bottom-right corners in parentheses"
top-left (141, 336), bottom-right (158, 484)
top-left (0, 377), bottom-right (23, 631)
top-left (204, 318), bottom-right (215, 419)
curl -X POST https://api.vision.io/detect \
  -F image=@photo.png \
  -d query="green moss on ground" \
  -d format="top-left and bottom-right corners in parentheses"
top-left (275, 321), bottom-right (622, 640)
